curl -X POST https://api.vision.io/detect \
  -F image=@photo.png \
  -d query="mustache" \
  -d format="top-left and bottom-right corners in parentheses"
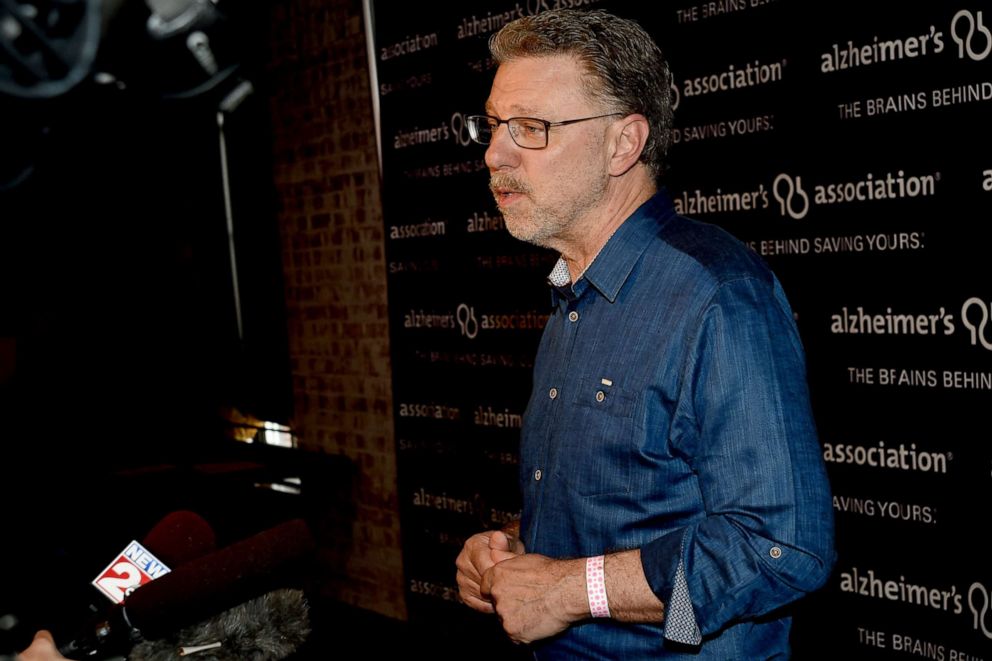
top-left (489, 174), bottom-right (531, 195)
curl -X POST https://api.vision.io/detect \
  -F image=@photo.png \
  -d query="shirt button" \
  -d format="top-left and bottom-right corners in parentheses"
top-left (568, 310), bottom-right (579, 322)
top-left (534, 469), bottom-right (542, 481)
top-left (769, 546), bottom-right (782, 559)
top-left (549, 387), bottom-right (558, 400)
top-left (595, 390), bottom-right (605, 402)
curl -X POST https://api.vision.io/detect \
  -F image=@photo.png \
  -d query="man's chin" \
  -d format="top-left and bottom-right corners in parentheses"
top-left (505, 223), bottom-right (553, 249)
top-left (503, 216), bottom-right (534, 241)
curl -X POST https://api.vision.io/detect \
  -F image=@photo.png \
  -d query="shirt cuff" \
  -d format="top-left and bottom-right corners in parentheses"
top-left (663, 553), bottom-right (701, 645)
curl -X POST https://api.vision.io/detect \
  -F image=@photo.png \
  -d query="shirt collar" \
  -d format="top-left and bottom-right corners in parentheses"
top-left (546, 189), bottom-right (677, 304)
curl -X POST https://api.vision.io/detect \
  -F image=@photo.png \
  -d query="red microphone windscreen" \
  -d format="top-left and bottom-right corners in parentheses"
top-left (141, 511), bottom-right (217, 569)
top-left (123, 518), bottom-right (315, 639)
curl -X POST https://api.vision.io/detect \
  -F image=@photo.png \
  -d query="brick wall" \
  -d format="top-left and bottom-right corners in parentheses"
top-left (265, 0), bottom-right (405, 619)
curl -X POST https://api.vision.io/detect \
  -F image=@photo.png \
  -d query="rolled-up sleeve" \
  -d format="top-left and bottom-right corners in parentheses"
top-left (640, 275), bottom-right (835, 640)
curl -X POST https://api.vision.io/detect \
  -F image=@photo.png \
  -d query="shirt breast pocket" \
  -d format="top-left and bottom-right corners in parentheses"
top-left (555, 381), bottom-right (639, 498)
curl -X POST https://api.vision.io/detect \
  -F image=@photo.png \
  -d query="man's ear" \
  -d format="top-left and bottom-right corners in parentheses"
top-left (608, 114), bottom-right (649, 177)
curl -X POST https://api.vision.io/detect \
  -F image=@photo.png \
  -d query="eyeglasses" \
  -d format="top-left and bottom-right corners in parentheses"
top-left (465, 112), bottom-right (623, 149)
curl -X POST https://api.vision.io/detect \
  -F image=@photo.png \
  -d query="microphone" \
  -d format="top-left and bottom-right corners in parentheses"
top-left (123, 518), bottom-right (315, 639)
top-left (138, 510), bottom-right (217, 569)
top-left (55, 510), bottom-right (218, 658)
top-left (59, 518), bottom-right (315, 658)
top-left (89, 511), bottom-right (218, 606)
top-left (129, 588), bottom-right (310, 660)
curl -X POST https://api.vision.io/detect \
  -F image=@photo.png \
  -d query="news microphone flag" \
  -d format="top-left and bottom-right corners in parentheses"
top-left (92, 541), bottom-right (171, 604)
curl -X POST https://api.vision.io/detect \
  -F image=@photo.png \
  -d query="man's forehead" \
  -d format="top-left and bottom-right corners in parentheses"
top-left (486, 55), bottom-right (587, 115)
top-left (484, 99), bottom-right (545, 115)
top-left (493, 53), bottom-right (584, 82)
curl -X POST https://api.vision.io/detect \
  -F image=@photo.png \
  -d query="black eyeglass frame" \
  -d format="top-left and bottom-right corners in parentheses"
top-left (466, 112), bottom-right (624, 149)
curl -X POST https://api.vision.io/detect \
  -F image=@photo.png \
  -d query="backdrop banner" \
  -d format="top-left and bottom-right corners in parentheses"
top-left (370, 2), bottom-right (992, 657)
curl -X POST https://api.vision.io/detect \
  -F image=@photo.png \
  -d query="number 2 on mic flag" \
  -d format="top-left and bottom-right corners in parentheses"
top-left (92, 540), bottom-right (172, 603)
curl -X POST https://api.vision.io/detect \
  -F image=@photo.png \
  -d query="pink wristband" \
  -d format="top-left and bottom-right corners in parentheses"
top-left (586, 555), bottom-right (611, 618)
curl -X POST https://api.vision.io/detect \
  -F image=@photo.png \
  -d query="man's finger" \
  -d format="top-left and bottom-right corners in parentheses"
top-left (460, 594), bottom-right (496, 613)
top-left (489, 530), bottom-right (511, 552)
top-left (491, 548), bottom-right (517, 563)
top-left (455, 557), bottom-right (482, 583)
top-left (480, 567), bottom-right (495, 599)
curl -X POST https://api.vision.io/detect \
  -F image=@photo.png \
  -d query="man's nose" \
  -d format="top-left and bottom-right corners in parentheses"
top-left (484, 124), bottom-right (521, 171)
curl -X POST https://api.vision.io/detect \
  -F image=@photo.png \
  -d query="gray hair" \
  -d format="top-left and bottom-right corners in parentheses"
top-left (489, 9), bottom-right (673, 179)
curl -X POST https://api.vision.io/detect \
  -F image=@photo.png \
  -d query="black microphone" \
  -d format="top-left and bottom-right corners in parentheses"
top-left (60, 518), bottom-right (315, 659)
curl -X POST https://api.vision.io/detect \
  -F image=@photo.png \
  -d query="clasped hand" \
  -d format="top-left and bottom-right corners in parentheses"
top-left (455, 530), bottom-right (579, 644)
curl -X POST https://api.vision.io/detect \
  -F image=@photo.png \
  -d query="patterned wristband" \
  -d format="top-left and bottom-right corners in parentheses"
top-left (586, 555), bottom-right (611, 618)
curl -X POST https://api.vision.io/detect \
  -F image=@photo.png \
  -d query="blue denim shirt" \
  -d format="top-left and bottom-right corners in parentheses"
top-left (519, 190), bottom-right (835, 659)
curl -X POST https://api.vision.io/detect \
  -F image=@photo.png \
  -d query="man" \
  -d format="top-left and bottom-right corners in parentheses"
top-left (454, 8), bottom-right (835, 659)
